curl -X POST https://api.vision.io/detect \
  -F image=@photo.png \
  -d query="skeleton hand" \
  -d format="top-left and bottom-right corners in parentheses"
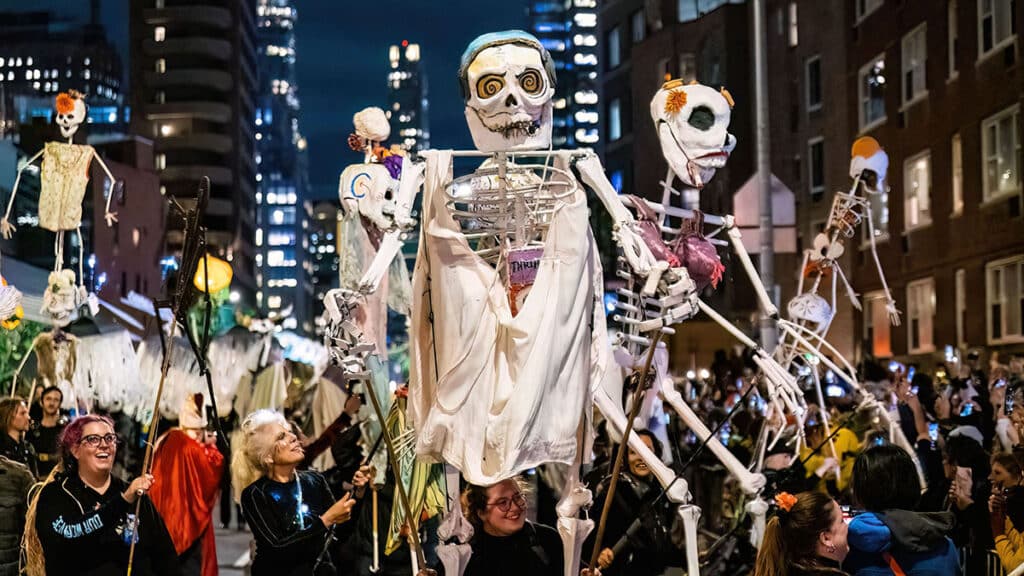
top-left (104, 211), bottom-right (118, 227)
top-left (886, 299), bottom-right (902, 327)
top-left (636, 267), bottom-right (700, 332)
top-left (613, 221), bottom-right (657, 278)
top-left (0, 217), bottom-right (14, 239)
top-left (323, 288), bottom-right (376, 373)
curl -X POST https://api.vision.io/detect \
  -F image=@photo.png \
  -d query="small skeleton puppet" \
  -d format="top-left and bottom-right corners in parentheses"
top-left (337, 106), bottom-right (413, 480)
top-left (0, 91), bottom-right (116, 325)
top-left (772, 137), bottom-right (923, 493)
top-left (325, 30), bottom-right (687, 576)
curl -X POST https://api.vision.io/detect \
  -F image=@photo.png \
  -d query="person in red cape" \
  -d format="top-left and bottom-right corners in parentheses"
top-left (149, 393), bottom-right (225, 576)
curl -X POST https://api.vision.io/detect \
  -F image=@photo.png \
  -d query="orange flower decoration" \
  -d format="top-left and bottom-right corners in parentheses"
top-left (720, 87), bottom-right (735, 108)
top-left (664, 89), bottom-right (688, 115)
top-left (55, 92), bottom-right (76, 115)
top-left (775, 492), bottom-right (798, 512)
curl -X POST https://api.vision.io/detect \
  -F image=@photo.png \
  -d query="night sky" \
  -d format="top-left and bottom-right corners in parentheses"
top-left (0, 0), bottom-right (529, 199)
top-left (296, 1), bottom-right (529, 198)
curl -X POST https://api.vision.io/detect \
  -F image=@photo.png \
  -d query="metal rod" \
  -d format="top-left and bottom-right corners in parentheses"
top-left (587, 332), bottom-right (663, 571)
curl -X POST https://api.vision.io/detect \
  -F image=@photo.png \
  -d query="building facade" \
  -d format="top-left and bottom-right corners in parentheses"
top-left (310, 201), bottom-right (340, 337)
top-left (0, 9), bottom-right (125, 138)
top-left (528, 0), bottom-right (602, 148)
top-left (387, 41), bottom-right (430, 152)
top-left (129, 0), bottom-right (258, 296)
top-left (841, 0), bottom-right (1024, 363)
top-left (254, 0), bottom-right (314, 333)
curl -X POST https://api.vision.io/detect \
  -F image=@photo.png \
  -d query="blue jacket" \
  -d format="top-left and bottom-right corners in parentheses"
top-left (844, 510), bottom-right (960, 576)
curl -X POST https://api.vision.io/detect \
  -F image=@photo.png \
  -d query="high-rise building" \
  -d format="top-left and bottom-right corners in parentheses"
top-left (0, 9), bottom-right (125, 137)
top-left (129, 0), bottom-right (258, 295)
top-left (527, 0), bottom-right (601, 148)
top-left (253, 0), bottom-right (313, 333)
top-left (387, 41), bottom-right (429, 152)
top-left (309, 201), bottom-right (340, 337)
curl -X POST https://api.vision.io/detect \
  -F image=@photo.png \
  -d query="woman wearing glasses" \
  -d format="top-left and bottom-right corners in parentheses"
top-left (22, 414), bottom-right (180, 575)
top-left (460, 477), bottom-right (563, 576)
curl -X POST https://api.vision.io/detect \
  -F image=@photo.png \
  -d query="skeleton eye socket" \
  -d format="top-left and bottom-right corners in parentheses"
top-left (475, 74), bottom-right (505, 99)
top-left (687, 106), bottom-right (715, 131)
top-left (517, 69), bottom-right (544, 96)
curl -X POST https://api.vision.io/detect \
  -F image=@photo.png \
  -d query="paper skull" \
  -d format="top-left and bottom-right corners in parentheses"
top-left (339, 163), bottom-right (396, 232)
top-left (849, 137), bottom-right (889, 193)
top-left (353, 107), bottom-right (391, 143)
top-left (460, 31), bottom-right (556, 152)
top-left (651, 80), bottom-right (737, 189)
top-left (55, 91), bottom-right (87, 140)
top-left (786, 292), bottom-right (833, 333)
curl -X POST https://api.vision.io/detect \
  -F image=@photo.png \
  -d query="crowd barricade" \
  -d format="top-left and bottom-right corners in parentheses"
top-left (960, 547), bottom-right (1008, 576)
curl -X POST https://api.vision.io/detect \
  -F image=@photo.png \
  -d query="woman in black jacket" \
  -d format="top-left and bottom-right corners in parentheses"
top-left (24, 414), bottom-right (180, 576)
top-left (232, 409), bottom-right (357, 576)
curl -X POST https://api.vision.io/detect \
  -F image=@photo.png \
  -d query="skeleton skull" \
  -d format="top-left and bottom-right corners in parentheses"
top-left (460, 31), bottom-right (556, 152)
top-left (849, 137), bottom-right (889, 193)
top-left (786, 292), bottom-right (833, 334)
top-left (354, 107), bottom-right (391, 143)
top-left (54, 91), bottom-right (87, 140)
top-left (651, 80), bottom-right (737, 189)
top-left (339, 163), bottom-right (396, 232)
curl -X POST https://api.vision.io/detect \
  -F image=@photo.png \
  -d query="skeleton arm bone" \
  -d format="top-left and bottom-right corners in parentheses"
top-left (1, 148), bottom-right (45, 238)
top-left (575, 154), bottom-right (658, 277)
top-left (93, 153), bottom-right (119, 226)
top-left (724, 217), bottom-right (779, 318)
top-left (391, 155), bottom-right (426, 229)
top-left (864, 198), bottom-right (901, 326)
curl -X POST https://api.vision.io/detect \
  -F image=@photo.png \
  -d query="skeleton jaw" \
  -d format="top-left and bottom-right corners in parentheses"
top-left (464, 104), bottom-right (552, 152)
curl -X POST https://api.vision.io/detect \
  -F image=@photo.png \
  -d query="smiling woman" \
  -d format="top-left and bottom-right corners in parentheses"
top-left (232, 409), bottom-right (357, 576)
top-left (22, 414), bottom-right (180, 576)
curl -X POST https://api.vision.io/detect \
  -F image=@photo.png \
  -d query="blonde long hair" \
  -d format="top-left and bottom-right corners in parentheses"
top-left (230, 409), bottom-right (289, 502)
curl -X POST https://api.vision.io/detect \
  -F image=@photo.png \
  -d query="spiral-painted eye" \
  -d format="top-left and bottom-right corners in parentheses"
top-left (517, 69), bottom-right (544, 95)
top-left (475, 74), bottom-right (505, 99)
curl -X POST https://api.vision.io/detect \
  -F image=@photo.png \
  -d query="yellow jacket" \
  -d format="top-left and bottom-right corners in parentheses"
top-left (995, 517), bottom-right (1024, 572)
top-left (800, 427), bottom-right (860, 493)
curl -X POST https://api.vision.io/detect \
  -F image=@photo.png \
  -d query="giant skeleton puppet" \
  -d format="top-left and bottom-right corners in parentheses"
top-left (324, 31), bottom-right (699, 576)
top-left (603, 78), bottom-right (816, 556)
top-left (0, 90), bottom-right (118, 325)
top-left (772, 137), bottom-right (924, 489)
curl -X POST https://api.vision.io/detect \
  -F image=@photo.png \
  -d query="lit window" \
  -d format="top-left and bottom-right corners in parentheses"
top-left (155, 59), bottom-right (166, 73)
top-left (631, 10), bottom-right (645, 44)
top-left (607, 25), bottom-right (622, 69)
top-left (608, 98), bottom-right (622, 141)
top-left (987, 256), bottom-right (1024, 343)
top-left (268, 295), bottom-right (282, 309)
top-left (979, 0), bottom-right (1015, 58)
top-left (863, 183), bottom-right (889, 244)
top-left (907, 278), bottom-right (936, 353)
top-left (982, 105), bottom-right (1021, 201)
top-left (155, 26), bottom-right (165, 42)
top-left (901, 24), bottom-right (927, 104)
top-left (903, 150), bottom-right (932, 231)
top-left (864, 291), bottom-right (893, 358)
top-left (858, 55), bottom-right (886, 131)
top-left (155, 154), bottom-right (166, 170)
top-left (788, 2), bottom-right (798, 47)
top-left (951, 133), bottom-right (963, 215)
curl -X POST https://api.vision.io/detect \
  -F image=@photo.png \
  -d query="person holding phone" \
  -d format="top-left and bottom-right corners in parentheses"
top-left (945, 431), bottom-right (994, 574)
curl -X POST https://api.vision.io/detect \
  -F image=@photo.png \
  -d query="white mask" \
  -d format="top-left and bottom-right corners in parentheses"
top-left (339, 163), bottom-right (395, 231)
top-left (462, 36), bottom-right (555, 152)
top-left (651, 81), bottom-right (736, 189)
top-left (55, 92), bottom-right (87, 140)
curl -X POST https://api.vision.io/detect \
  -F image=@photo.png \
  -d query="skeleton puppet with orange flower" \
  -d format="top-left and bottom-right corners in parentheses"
top-left (0, 90), bottom-right (120, 325)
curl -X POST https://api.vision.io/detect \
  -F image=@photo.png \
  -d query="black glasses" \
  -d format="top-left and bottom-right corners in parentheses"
top-left (80, 434), bottom-right (119, 447)
top-left (486, 493), bottom-right (527, 513)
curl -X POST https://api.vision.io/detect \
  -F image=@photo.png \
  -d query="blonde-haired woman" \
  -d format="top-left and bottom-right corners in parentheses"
top-left (232, 409), bottom-right (356, 576)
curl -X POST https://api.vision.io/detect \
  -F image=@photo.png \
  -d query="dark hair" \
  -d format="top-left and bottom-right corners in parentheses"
top-left (57, 415), bottom-right (116, 474)
top-left (0, 396), bottom-right (27, 432)
top-left (853, 444), bottom-right (921, 511)
top-left (946, 435), bottom-right (990, 478)
top-left (753, 491), bottom-right (847, 576)
top-left (992, 452), bottom-right (1024, 480)
top-left (633, 429), bottom-right (664, 460)
top-left (462, 477), bottom-right (529, 532)
top-left (40, 386), bottom-right (63, 403)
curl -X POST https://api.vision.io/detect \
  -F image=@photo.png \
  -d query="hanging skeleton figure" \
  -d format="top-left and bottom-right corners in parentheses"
top-left (771, 137), bottom-right (924, 493)
top-left (601, 79), bottom-right (817, 563)
top-left (0, 90), bottom-right (119, 326)
top-left (324, 30), bottom-right (702, 576)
